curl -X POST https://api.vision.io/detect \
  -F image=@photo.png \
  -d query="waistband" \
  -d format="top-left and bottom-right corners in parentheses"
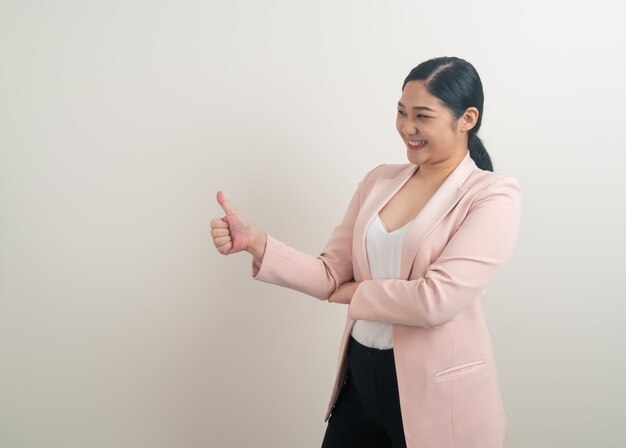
top-left (348, 335), bottom-right (395, 362)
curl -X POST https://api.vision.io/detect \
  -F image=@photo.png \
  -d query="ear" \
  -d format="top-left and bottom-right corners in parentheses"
top-left (459, 107), bottom-right (479, 133)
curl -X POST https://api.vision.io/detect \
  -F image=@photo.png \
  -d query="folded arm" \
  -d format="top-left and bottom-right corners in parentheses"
top-left (348, 176), bottom-right (522, 328)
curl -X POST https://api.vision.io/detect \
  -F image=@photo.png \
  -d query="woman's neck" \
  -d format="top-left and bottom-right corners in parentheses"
top-left (412, 149), bottom-right (468, 183)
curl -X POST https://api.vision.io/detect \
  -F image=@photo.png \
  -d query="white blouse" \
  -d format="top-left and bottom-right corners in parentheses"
top-left (350, 213), bottom-right (415, 349)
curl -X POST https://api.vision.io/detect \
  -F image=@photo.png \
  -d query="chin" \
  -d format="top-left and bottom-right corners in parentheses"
top-left (406, 148), bottom-right (424, 163)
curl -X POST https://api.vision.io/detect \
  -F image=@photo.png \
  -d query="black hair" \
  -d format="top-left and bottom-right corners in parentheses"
top-left (402, 56), bottom-right (493, 171)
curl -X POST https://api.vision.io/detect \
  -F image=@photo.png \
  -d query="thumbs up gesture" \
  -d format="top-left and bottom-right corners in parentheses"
top-left (211, 191), bottom-right (254, 255)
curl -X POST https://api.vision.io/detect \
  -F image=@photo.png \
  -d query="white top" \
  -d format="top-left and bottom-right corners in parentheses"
top-left (350, 213), bottom-right (415, 349)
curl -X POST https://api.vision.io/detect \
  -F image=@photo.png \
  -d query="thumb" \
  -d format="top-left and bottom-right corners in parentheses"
top-left (216, 190), bottom-right (239, 216)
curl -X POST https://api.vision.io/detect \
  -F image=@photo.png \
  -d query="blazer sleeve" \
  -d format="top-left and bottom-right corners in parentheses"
top-left (348, 175), bottom-right (522, 328)
top-left (251, 164), bottom-right (384, 300)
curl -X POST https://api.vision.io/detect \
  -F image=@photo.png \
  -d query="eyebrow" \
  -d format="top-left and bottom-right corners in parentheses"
top-left (397, 101), bottom-right (436, 112)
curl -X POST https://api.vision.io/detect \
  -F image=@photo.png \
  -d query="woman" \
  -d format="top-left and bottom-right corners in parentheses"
top-left (211, 56), bottom-right (522, 448)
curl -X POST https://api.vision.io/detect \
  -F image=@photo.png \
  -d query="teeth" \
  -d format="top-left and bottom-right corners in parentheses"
top-left (408, 140), bottom-right (427, 146)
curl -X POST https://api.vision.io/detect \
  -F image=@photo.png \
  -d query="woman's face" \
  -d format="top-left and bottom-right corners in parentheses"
top-left (396, 80), bottom-right (471, 168)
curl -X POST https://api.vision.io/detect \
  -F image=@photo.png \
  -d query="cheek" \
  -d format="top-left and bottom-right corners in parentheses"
top-left (430, 125), bottom-right (450, 142)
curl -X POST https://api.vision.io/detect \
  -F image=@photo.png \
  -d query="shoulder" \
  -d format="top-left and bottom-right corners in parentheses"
top-left (465, 168), bottom-right (521, 190)
top-left (463, 168), bottom-right (522, 205)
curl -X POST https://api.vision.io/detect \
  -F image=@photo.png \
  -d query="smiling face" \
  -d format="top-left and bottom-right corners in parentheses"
top-left (396, 80), bottom-right (477, 170)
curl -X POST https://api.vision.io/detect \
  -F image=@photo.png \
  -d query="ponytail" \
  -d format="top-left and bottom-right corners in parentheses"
top-left (468, 132), bottom-right (493, 172)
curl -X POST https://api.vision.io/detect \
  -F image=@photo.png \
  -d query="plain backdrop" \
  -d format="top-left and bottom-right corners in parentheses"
top-left (1, 0), bottom-right (625, 447)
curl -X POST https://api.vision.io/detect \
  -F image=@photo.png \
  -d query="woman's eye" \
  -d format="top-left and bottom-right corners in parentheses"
top-left (397, 110), bottom-right (429, 119)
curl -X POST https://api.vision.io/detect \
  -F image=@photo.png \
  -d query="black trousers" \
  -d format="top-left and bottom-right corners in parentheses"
top-left (321, 336), bottom-right (407, 448)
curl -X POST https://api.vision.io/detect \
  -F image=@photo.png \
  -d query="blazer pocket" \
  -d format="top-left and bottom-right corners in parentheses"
top-left (434, 360), bottom-right (486, 381)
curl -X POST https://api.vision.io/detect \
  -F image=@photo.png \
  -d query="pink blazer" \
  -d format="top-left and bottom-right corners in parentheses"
top-left (251, 151), bottom-right (522, 448)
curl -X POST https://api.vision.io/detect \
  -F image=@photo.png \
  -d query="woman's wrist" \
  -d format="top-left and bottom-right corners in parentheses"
top-left (247, 227), bottom-right (267, 261)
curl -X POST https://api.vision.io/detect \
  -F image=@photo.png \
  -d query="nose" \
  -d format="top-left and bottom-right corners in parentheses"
top-left (402, 120), bottom-right (418, 136)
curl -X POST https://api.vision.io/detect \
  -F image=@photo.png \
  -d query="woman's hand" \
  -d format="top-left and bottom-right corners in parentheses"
top-left (212, 191), bottom-right (255, 255)
top-left (328, 281), bottom-right (362, 304)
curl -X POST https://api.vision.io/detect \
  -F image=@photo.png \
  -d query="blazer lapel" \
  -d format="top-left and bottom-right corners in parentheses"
top-left (355, 151), bottom-right (477, 281)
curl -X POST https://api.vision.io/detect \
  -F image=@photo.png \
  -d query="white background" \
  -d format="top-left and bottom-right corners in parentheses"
top-left (1, 0), bottom-right (625, 447)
